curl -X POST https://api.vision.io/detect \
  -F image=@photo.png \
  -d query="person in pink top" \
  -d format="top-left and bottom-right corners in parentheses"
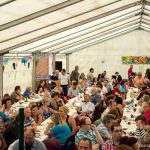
top-left (143, 101), bottom-right (150, 125)
top-left (133, 72), bottom-right (144, 88)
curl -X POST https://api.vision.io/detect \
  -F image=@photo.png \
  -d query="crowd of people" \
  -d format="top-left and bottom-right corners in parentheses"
top-left (0, 65), bottom-right (150, 150)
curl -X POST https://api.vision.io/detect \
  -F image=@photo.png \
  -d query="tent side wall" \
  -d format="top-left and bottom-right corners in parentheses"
top-left (3, 58), bottom-right (33, 95)
top-left (65, 30), bottom-right (150, 78)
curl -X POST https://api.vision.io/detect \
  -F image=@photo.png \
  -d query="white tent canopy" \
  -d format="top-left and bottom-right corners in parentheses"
top-left (0, 0), bottom-right (150, 55)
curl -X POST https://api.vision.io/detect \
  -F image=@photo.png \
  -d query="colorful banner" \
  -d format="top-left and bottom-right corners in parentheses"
top-left (122, 56), bottom-right (150, 64)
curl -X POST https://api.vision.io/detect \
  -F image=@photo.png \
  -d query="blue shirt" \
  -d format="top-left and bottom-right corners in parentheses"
top-left (23, 90), bottom-right (30, 98)
top-left (119, 86), bottom-right (126, 93)
top-left (51, 123), bottom-right (71, 145)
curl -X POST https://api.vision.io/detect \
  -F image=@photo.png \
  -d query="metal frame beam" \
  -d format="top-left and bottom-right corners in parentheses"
top-left (0, 1), bottom-right (141, 55)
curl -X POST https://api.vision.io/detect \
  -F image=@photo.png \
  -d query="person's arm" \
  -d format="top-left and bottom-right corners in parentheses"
top-left (68, 116), bottom-right (77, 135)
top-left (44, 122), bottom-right (54, 136)
top-left (91, 124), bottom-right (104, 145)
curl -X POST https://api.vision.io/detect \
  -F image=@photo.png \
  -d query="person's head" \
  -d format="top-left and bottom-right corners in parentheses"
top-left (31, 105), bottom-right (39, 117)
top-left (24, 127), bottom-right (35, 146)
top-left (115, 82), bottom-right (120, 89)
top-left (75, 65), bottom-right (79, 71)
top-left (43, 86), bottom-right (49, 92)
top-left (72, 81), bottom-right (78, 89)
top-left (84, 93), bottom-right (90, 102)
top-left (43, 97), bottom-right (50, 106)
top-left (0, 134), bottom-right (7, 149)
top-left (51, 113), bottom-right (62, 125)
top-left (40, 80), bottom-right (45, 86)
top-left (142, 95), bottom-right (150, 103)
top-left (55, 70), bottom-right (59, 76)
top-left (102, 79), bottom-right (108, 87)
top-left (115, 96), bottom-right (123, 105)
top-left (91, 87), bottom-right (97, 95)
top-left (137, 72), bottom-right (142, 78)
top-left (26, 87), bottom-right (32, 93)
top-left (112, 75), bottom-right (117, 80)
top-left (108, 109), bottom-right (120, 121)
top-left (15, 86), bottom-right (21, 94)
top-left (120, 80), bottom-right (126, 87)
top-left (59, 106), bottom-right (69, 117)
top-left (111, 124), bottom-right (123, 141)
top-left (119, 136), bottom-right (139, 150)
top-left (24, 107), bottom-right (31, 118)
top-left (61, 69), bottom-right (66, 75)
top-left (3, 98), bottom-right (12, 108)
top-left (135, 115), bottom-right (147, 128)
top-left (116, 144), bottom-right (133, 150)
top-left (53, 91), bottom-right (60, 100)
top-left (102, 114), bottom-right (115, 129)
top-left (107, 100), bottom-right (116, 109)
top-left (143, 101), bottom-right (150, 112)
top-left (79, 116), bottom-right (92, 131)
top-left (89, 68), bottom-right (94, 73)
top-left (130, 65), bottom-right (133, 69)
top-left (115, 72), bottom-right (119, 76)
top-left (107, 94), bottom-right (116, 101)
top-left (3, 93), bottom-right (10, 100)
top-left (78, 137), bottom-right (92, 150)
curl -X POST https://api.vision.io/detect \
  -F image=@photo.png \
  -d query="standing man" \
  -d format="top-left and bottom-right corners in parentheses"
top-left (50, 70), bottom-right (59, 89)
top-left (70, 66), bottom-right (79, 83)
top-left (59, 69), bottom-right (70, 96)
top-left (128, 65), bottom-right (133, 79)
top-left (87, 68), bottom-right (94, 86)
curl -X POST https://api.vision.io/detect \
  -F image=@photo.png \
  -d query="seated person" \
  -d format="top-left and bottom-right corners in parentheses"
top-left (12, 127), bottom-right (46, 150)
top-left (90, 87), bottom-right (101, 106)
top-left (23, 87), bottom-right (33, 98)
top-left (102, 124), bottom-right (123, 150)
top-left (24, 107), bottom-right (37, 129)
top-left (135, 115), bottom-right (148, 138)
top-left (59, 106), bottom-right (77, 135)
top-left (31, 105), bottom-right (42, 126)
top-left (44, 113), bottom-right (72, 147)
top-left (75, 116), bottom-right (104, 150)
top-left (68, 81), bottom-right (79, 98)
top-left (97, 114), bottom-right (115, 141)
top-left (143, 101), bottom-right (150, 125)
top-left (113, 83), bottom-right (121, 97)
top-left (1, 98), bottom-right (17, 119)
top-left (78, 137), bottom-right (92, 150)
top-left (3, 115), bottom-right (19, 146)
top-left (43, 86), bottom-right (51, 98)
top-left (36, 80), bottom-right (45, 94)
top-left (77, 93), bottom-right (95, 118)
top-left (101, 99), bottom-right (116, 120)
top-left (133, 72), bottom-right (144, 88)
top-left (10, 86), bottom-right (24, 103)
top-left (53, 80), bottom-right (63, 96)
top-left (50, 92), bottom-right (64, 111)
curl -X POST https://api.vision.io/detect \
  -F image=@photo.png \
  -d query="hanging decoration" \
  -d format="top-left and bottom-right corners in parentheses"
top-left (21, 57), bottom-right (28, 66)
top-left (3, 58), bottom-right (8, 65)
top-left (28, 55), bottom-right (33, 60)
top-left (12, 63), bottom-right (17, 70)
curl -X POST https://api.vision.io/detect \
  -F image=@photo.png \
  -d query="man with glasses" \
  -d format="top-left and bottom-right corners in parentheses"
top-left (75, 116), bottom-right (104, 150)
top-left (97, 114), bottom-right (115, 141)
top-left (102, 124), bottom-right (123, 150)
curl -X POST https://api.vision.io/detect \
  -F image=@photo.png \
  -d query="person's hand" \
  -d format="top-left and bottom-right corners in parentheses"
top-left (90, 124), bottom-right (97, 131)
top-left (137, 120), bottom-right (144, 129)
top-left (108, 135), bottom-right (113, 141)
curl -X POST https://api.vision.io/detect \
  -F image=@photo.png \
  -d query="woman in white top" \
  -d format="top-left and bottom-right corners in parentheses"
top-left (1, 98), bottom-right (17, 119)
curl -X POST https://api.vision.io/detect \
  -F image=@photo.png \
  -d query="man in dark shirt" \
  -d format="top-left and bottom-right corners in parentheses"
top-left (50, 70), bottom-right (59, 89)
top-left (70, 66), bottom-right (79, 83)
top-left (3, 115), bottom-right (19, 146)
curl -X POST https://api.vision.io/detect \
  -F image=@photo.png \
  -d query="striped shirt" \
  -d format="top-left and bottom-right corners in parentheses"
top-left (135, 128), bottom-right (146, 138)
top-left (102, 140), bottom-right (117, 150)
top-left (75, 129), bottom-right (97, 145)
top-left (24, 117), bottom-right (35, 128)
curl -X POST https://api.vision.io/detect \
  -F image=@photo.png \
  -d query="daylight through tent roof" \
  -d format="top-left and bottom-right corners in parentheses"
top-left (0, 0), bottom-right (150, 56)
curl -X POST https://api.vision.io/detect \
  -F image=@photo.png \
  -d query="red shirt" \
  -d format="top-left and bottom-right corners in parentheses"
top-left (128, 68), bottom-right (133, 78)
top-left (113, 88), bottom-right (121, 95)
top-left (144, 111), bottom-right (150, 125)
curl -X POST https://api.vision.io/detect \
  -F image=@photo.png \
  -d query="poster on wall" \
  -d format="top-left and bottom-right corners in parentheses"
top-left (122, 56), bottom-right (150, 64)
top-left (35, 52), bottom-right (50, 80)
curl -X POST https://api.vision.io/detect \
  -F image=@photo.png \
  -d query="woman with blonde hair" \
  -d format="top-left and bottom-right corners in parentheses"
top-left (44, 113), bottom-right (72, 148)
top-left (59, 105), bottom-right (77, 134)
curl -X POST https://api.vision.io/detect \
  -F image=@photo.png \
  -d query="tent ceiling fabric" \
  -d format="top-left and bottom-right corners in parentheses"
top-left (0, 0), bottom-right (150, 55)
